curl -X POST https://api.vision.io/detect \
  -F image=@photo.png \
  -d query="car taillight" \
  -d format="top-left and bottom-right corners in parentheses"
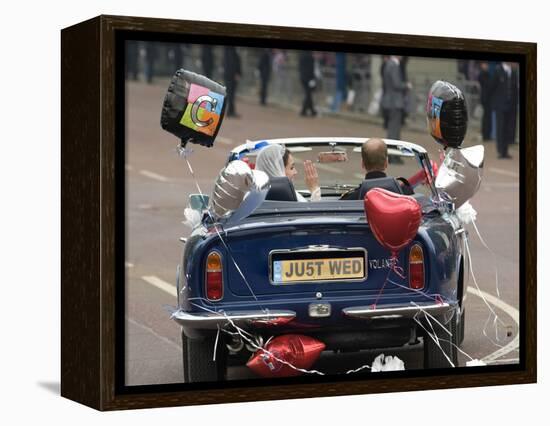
top-left (409, 244), bottom-right (424, 290)
top-left (205, 251), bottom-right (223, 301)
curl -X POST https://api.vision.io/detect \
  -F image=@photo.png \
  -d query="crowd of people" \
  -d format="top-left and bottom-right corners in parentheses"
top-left (126, 43), bottom-right (519, 159)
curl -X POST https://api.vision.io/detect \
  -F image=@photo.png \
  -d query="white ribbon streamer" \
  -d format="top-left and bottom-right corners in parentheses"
top-left (471, 218), bottom-right (501, 298)
top-left (464, 234), bottom-right (508, 349)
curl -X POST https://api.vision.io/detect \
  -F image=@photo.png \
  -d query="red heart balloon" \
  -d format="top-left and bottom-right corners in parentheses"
top-left (246, 334), bottom-right (325, 378)
top-left (364, 188), bottom-right (422, 255)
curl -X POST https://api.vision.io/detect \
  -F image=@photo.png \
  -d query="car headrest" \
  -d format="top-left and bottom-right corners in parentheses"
top-left (265, 177), bottom-right (298, 201)
top-left (359, 177), bottom-right (403, 199)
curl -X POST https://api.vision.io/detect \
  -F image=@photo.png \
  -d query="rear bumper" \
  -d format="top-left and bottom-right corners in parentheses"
top-left (173, 301), bottom-right (456, 339)
top-left (172, 308), bottom-right (296, 336)
top-left (343, 302), bottom-right (454, 320)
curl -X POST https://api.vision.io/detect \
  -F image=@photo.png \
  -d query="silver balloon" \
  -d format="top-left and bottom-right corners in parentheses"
top-left (209, 160), bottom-right (269, 219)
top-left (435, 145), bottom-right (484, 208)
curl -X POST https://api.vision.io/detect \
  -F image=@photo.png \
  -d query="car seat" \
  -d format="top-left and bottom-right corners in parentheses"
top-left (358, 177), bottom-right (404, 199)
top-left (265, 177), bottom-right (298, 201)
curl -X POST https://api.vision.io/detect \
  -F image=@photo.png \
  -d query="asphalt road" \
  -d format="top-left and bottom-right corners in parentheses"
top-left (124, 79), bottom-right (520, 386)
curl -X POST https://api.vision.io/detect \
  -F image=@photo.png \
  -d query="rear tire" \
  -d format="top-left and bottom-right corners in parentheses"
top-left (458, 309), bottom-right (466, 346)
top-left (423, 312), bottom-right (459, 369)
top-left (182, 330), bottom-right (227, 382)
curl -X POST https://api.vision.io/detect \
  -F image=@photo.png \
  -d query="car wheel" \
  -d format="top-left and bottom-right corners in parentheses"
top-left (423, 312), bottom-right (459, 369)
top-left (458, 308), bottom-right (466, 346)
top-left (182, 330), bottom-right (228, 382)
top-left (181, 330), bottom-right (189, 382)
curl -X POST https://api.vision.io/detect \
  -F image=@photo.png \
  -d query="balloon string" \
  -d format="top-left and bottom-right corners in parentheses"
top-left (386, 278), bottom-right (446, 304)
top-left (412, 314), bottom-right (455, 368)
top-left (463, 234), bottom-right (509, 350)
top-left (392, 263), bottom-right (406, 279)
top-left (463, 234), bottom-right (506, 327)
top-left (371, 256), bottom-right (411, 309)
top-left (412, 303), bottom-right (483, 366)
top-left (371, 266), bottom-right (393, 309)
top-left (471, 218), bottom-right (501, 299)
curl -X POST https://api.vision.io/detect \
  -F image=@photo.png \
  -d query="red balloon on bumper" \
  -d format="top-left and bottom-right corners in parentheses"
top-left (246, 334), bottom-right (325, 378)
top-left (364, 188), bottom-right (422, 255)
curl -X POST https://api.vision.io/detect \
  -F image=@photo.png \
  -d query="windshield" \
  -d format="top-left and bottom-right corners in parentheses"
top-left (239, 142), bottom-right (436, 199)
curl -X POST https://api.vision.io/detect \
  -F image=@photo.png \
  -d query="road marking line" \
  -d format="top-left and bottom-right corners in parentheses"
top-left (126, 316), bottom-right (182, 353)
top-left (217, 136), bottom-right (233, 145)
top-left (483, 182), bottom-right (519, 188)
top-left (488, 167), bottom-right (519, 178)
top-left (485, 357), bottom-right (519, 365)
top-left (466, 286), bottom-right (519, 362)
top-left (125, 262), bottom-right (134, 268)
top-left (139, 169), bottom-right (170, 182)
top-left (142, 275), bottom-right (177, 298)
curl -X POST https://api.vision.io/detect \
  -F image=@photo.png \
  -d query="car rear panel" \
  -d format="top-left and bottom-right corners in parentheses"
top-left (181, 206), bottom-right (460, 332)
top-left (192, 213), bottom-right (450, 302)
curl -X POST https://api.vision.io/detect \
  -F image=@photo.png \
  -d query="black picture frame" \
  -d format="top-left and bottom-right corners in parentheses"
top-left (61, 14), bottom-right (536, 411)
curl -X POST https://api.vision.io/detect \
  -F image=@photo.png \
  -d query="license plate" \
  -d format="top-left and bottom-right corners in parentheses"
top-left (272, 257), bottom-right (365, 284)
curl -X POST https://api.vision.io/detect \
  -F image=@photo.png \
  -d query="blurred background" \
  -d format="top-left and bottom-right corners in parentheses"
top-left (125, 41), bottom-right (518, 140)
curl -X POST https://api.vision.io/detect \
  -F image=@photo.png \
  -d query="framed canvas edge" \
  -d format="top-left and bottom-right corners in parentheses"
top-left (60, 14), bottom-right (537, 411)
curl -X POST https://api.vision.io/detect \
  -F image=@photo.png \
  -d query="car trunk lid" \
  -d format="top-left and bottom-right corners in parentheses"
top-left (207, 218), bottom-right (417, 297)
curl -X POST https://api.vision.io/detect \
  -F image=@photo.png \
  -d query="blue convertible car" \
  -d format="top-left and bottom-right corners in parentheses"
top-left (171, 138), bottom-right (468, 382)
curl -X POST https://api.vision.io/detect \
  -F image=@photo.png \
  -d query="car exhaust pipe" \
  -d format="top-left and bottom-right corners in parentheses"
top-left (245, 334), bottom-right (264, 353)
top-left (226, 335), bottom-right (245, 354)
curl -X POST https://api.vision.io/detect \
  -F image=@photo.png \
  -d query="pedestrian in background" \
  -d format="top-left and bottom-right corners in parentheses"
top-left (380, 56), bottom-right (390, 129)
top-left (223, 46), bottom-right (241, 118)
top-left (331, 52), bottom-right (347, 112)
top-left (126, 40), bottom-right (138, 80)
top-left (299, 51), bottom-right (317, 117)
top-left (399, 56), bottom-right (410, 125)
top-left (490, 61), bottom-right (518, 159)
top-left (257, 49), bottom-right (272, 106)
top-left (381, 55), bottom-right (412, 140)
top-left (169, 43), bottom-right (185, 71)
top-left (144, 42), bottom-right (157, 84)
top-left (350, 54), bottom-right (370, 112)
top-left (201, 46), bottom-right (214, 79)
top-left (478, 61), bottom-right (493, 141)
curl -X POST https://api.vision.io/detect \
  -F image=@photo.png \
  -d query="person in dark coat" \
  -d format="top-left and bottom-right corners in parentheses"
top-left (380, 56), bottom-right (390, 129)
top-left (201, 46), bottom-right (214, 78)
top-left (299, 51), bottom-right (317, 117)
top-left (223, 46), bottom-right (241, 117)
top-left (331, 52), bottom-right (347, 112)
top-left (257, 49), bottom-right (272, 106)
top-left (399, 56), bottom-right (410, 125)
top-left (170, 43), bottom-right (184, 71)
top-left (126, 40), bottom-right (138, 80)
top-left (478, 61), bottom-right (493, 141)
top-left (381, 56), bottom-right (411, 140)
top-left (490, 61), bottom-right (519, 158)
top-left (144, 42), bottom-right (157, 84)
